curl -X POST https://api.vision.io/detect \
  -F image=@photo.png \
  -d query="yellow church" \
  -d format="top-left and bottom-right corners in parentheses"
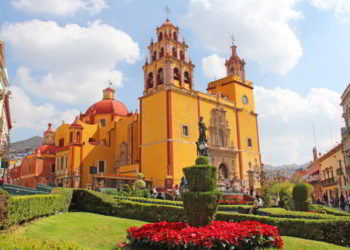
top-left (41, 19), bottom-right (261, 191)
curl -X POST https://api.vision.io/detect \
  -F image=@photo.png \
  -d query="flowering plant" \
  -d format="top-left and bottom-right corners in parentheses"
top-left (219, 200), bottom-right (251, 205)
top-left (125, 220), bottom-right (284, 249)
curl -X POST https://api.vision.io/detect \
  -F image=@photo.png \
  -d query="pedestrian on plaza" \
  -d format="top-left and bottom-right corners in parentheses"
top-left (340, 193), bottom-right (346, 211)
top-left (174, 185), bottom-right (180, 201)
top-left (249, 195), bottom-right (263, 215)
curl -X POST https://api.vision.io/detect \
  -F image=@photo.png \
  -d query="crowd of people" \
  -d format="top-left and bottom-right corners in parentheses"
top-left (317, 192), bottom-right (350, 211)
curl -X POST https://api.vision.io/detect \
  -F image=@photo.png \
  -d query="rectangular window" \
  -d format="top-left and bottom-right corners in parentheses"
top-left (69, 132), bottom-right (73, 143)
top-left (248, 138), bottom-right (252, 147)
top-left (56, 158), bottom-right (60, 170)
top-left (61, 156), bottom-right (64, 169)
top-left (52, 164), bottom-right (55, 173)
top-left (59, 138), bottom-right (64, 147)
top-left (182, 125), bottom-right (189, 137)
top-left (89, 166), bottom-right (97, 174)
top-left (65, 156), bottom-right (68, 169)
top-left (100, 119), bottom-right (106, 127)
top-left (99, 161), bottom-right (105, 173)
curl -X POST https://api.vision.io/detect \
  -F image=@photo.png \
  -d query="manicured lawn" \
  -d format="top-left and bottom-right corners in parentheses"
top-left (3, 212), bottom-right (349, 250)
top-left (10, 212), bottom-right (146, 250)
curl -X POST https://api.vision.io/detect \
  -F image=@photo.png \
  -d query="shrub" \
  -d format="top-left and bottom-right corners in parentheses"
top-left (0, 190), bottom-right (9, 229)
top-left (183, 166), bottom-right (217, 192)
top-left (182, 190), bottom-right (221, 227)
top-left (126, 221), bottom-right (284, 249)
top-left (182, 160), bottom-right (221, 227)
top-left (103, 188), bottom-right (151, 198)
top-left (258, 207), bottom-right (336, 219)
top-left (71, 190), bottom-right (186, 223)
top-left (122, 184), bottom-right (131, 192)
top-left (0, 235), bottom-right (82, 249)
top-left (0, 188), bottom-right (9, 197)
top-left (310, 204), bottom-right (350, 216)
top-left (278, 188), bottom-right (294, 210)
top-left (195, 156), bottom-right (209, 165)
top-left (7, 194), bottom-right (66, 225)
top-left (69, 189), bottom-right (350, 247)
top-left (293, 183), bottom-right (310, 211)
top-left (52, 187), bottom-right (74, 211)
top-left (132, 180), bottom-right (146, 190)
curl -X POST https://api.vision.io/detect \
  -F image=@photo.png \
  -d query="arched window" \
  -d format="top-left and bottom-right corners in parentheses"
top-left (152, 51), bottom-right (157, 61)
top-left (219, 164), bottom-right (228, 179)
top-left (147, 73), bottom-right (153, 89)
top-left (180, 50), bottom-right (184, 61)
top-left (157, 68), bottom-right (164, 85)
top-left (184, 71), bottom-right (190, 84)
top-left (173, 31), bottom-right (177, 41)
top-left (158, 32), bottom-right (163, 42)
top-left (160, 47), bottom-right (164, 58)
top-left (172, 47), bottom-right (177, 58)
top-left (219, 129), bottom-right (225, 147)
top-left (173, 68), bottom-right (180, 81)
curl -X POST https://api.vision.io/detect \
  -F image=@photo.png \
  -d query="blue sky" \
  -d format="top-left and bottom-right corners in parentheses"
top-left (0, 0), bottom-right (348, 165)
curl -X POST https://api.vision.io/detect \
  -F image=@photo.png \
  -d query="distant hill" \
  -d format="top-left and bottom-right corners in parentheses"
top-left (263, 162), bottom-right (309, 171)
top-left (10, 136), bottom-right (43, 152)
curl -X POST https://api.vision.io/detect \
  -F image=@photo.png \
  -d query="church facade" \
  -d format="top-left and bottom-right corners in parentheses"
top-left (19, 19), bottom-right (262, 191)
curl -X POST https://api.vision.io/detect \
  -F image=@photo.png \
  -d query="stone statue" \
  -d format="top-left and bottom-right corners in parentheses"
top-left (196, 116), bottom-right (209, 156)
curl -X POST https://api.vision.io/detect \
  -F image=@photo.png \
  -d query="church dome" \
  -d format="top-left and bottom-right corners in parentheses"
top-left (35, 144), bottom-right (56, 155)
top-left (84, 99), bottom-right (128, 116)
top-left (84, 87), bottom-right (128, 117)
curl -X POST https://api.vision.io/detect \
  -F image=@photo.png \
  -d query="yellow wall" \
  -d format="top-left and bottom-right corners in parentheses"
top-left (171, 91), bottom-right (198, 184)
top-left (141, 91), bottom-right (168, 186)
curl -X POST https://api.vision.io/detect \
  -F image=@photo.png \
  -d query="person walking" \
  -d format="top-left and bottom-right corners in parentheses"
top-left (340, 193), bottom-right (346, 211)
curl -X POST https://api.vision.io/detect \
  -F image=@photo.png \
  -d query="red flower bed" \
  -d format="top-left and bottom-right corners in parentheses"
top-left (125, 220), bottom-right (284, 249)
top-left (219, 200), bottom-right (251, 205)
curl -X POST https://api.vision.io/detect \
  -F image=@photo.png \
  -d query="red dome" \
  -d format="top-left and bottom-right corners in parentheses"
top-left (35, 145), bottom-right (56, 155)
top-left (85, 99), bottom-right (128, 117)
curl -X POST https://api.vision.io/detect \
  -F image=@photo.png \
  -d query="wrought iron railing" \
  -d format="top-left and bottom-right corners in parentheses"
top-left (321, 177), bottom-right (337, 187)
top-left (336, 168), bottom-right (344, 176)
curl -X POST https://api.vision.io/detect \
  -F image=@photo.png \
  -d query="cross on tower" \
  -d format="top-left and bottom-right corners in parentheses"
top-left (109, 80), bottom-right (112, 87)
top-left (231, 34), bottom-right (236, 46)
top-left (164, 6), bottom-right (171, 20)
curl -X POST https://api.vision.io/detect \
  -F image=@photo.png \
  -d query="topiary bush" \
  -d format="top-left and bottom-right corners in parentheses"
top-left (292, 183), bottom-right (310, 211)
top-left (181, 157), bottom-right (221, 227)
top-left (183, 166), bottom-right (216, 192)
top-left (195, 156), bottom-right (209, 165)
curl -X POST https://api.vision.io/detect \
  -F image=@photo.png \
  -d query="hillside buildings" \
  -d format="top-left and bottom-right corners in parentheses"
top-left (15, 19), bottom-right (262, 191)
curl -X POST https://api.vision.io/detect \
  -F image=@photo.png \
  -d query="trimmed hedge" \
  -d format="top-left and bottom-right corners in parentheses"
top-left (71, 189), bottom-right (186, 223)
top-left (310, 204), bottom-right (350, 217)
top-left (52, 187), bottom-right (74, 211)
top-left (0, 235), bottom-right (82, 249)
top-left (7, 194), bottom-right (66, 226)
top-left (73, 189), bottom-right (350, 247)
top-left (183, 165), bottom-right (217, 192)
top-left (0, 190), bottom-right (9, 229)
top-left (258, 207), bottom-right (336, 219)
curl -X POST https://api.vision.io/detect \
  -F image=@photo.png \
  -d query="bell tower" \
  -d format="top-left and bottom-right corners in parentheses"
top-left (225, 44), bottom-right (246, 82)
top-left (142, 18), bottom-right (195, 95)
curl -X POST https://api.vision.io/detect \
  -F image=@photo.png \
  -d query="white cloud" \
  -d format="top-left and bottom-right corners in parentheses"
top-left (255, 86), bottom-right (344, 165)
top-left (10, 86), bottom-right (79, 131)
top-left (202, 54), bottom-right (226, 80)
top-left (182, 0), bottom-right (303, 75)
top-left (1, 20), bottom-right (140, 104)
top-left (11, 0), bottom-right (107, 16)
top-left (309, 0), bottom-right (350, 21)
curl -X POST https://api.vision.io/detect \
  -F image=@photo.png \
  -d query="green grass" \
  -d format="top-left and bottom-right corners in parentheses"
top-left (3, 212), bottom-right (350, 250)
top-left (278, 236), bottom-right (350, 250)
top-left (10, 212), bottom-right (146, 250)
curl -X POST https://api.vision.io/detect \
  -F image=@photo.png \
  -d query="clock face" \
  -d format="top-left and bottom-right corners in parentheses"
top-left (242, 95), bottom-right (248, 104)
